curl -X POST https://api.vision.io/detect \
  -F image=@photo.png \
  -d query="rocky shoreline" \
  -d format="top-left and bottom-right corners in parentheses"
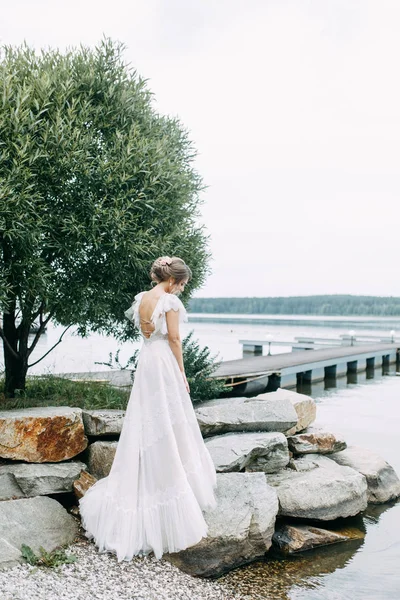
top-left (1, 388), bottom-right (399, 578)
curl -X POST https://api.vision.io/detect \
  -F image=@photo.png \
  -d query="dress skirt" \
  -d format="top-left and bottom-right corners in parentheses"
top-left (78, 335), bottom-right (218, 561)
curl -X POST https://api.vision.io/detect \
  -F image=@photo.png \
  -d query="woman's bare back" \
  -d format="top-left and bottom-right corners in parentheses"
top-left (138, 291), bottom-right (164, 338)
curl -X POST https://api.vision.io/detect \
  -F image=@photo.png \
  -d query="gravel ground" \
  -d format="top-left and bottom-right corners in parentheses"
top-left (0, 538), bottom-right (254, 600)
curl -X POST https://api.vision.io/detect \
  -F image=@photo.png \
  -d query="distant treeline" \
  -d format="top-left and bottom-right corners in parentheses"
top-left (188, 295), bottom-right (400, 316)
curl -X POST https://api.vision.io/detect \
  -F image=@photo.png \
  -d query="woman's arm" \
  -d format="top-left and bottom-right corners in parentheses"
top-left (166, 308), bottom-right (189, 392)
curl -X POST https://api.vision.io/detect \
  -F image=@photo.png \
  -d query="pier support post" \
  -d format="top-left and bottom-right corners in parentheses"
top-left (347, 360), bottom-right (358, 374)
top-left (243, 344), bottom-right (263, 356)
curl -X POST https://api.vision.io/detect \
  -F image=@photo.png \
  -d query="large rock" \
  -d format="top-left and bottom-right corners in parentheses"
top-left (329, 446), bottom-right (400, 504)
top-left (205, 431), bottom-right (289, 473)
top-left (0, 407), bottom-right (88, 462)
top-left (287, 427), bottom-right (347, 455)
top-left (82, 409), bottom-right (126, 436)
top-left (165, 472), bottom-right (279, 577)
top-left (0, 496), bottom-right (79, 570)
top-left (87, 440), bottom-right (118, 479)
top-left (265, 454), bottom-right (368, 520)
top-left (259, 389), bottom-right (316, 435)
top-left (0, 460), bottom-right (87, 500)
top-left (194, 396), bottom-right (298, 438)
top-left (272, 523), bottom-right (354, 554)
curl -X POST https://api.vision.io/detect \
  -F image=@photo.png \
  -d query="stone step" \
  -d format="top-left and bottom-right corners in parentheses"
top-left (329, 446), bottom-right (400, 504)
top-left (0, 407), bottom-right (87, 462)
top-left (0, 460), bottom-right (88, 500)
top-left (194, 395), bottom-right (298, 437)
top-left (164, 472), bottom-right (279, 578)
top-left (205, 431), bottom-right (289, 473)
top-left (265, 454), bottom-right (368, 520)
top-left (0, 496), bottom-right (79, 570)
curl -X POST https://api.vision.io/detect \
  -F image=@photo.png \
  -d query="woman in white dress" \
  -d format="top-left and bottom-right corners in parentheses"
top-left (79, 255), bottom-right (218, 561)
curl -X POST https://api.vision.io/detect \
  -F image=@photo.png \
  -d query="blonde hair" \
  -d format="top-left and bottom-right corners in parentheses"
top-left (150, 256), bottom-right (192, 284)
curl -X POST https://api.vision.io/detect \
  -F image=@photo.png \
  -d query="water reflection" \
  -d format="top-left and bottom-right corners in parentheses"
top-left (296, 364), bottom-right (398, 397)
top-left (218, 516), bottom-right (366, 600)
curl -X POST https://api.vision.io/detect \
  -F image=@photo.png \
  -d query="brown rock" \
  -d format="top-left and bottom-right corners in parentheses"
top-left (272, 523), bottom-right (356, 554)
top-left (0, 407), bottom-right (88, 462)
top-left (288, 428), bottom-right (347, 455)
top-left (73, 469), bottom-right (98, 500)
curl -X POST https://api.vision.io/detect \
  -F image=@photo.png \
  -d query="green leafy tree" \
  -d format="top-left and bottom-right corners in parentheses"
top-left (0, 37), bottom-right (210, 397)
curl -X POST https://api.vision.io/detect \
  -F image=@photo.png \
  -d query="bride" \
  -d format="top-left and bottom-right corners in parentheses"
top-left (79, 255), bottom-right (218, 561)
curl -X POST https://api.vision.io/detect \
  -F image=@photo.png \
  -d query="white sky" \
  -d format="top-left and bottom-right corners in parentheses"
top-left (2, 0), bottom-right (400, 297)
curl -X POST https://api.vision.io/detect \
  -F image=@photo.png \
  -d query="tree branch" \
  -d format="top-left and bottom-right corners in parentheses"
top-left (27, 310), bottom-right (55, 358)
top-left (28, 324), bottom-right (72, 368)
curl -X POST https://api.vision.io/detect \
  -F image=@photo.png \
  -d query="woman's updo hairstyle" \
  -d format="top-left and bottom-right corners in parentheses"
top-left (150, 256), bottom-right (192, 284)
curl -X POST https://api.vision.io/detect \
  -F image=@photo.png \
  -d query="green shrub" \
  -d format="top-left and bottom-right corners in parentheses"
top-left (21, 543), bottom-right (77, 569)
top-left (182, 330), bottom-right (230, 402)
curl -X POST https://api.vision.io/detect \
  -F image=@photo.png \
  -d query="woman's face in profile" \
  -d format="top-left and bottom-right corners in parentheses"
top-left (173, 278), bottom-right (188, 295)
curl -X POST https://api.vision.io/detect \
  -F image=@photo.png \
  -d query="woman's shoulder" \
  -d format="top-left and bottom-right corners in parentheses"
top-left (124, 290), bottom-right (146, 323)
top-left (161, 293), bottom-right (188, 321)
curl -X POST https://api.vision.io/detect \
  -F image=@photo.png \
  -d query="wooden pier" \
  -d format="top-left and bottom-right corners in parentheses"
top-left (211, 343), bottom-right (400, 396)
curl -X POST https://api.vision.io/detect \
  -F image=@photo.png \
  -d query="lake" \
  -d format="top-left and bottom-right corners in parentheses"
top-left (1, 313), bottom-right (399, 598)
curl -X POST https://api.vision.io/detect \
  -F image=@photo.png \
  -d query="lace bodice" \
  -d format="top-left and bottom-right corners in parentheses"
top-left (124, 291), bottom-right (188, 341)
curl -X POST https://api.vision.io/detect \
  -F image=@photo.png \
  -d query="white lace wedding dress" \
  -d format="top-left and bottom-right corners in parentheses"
top-left (78, 291), bottom-right (218, 561)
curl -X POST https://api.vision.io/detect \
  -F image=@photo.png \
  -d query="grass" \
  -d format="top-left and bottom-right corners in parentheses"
top-left (0, 374), bottom-right (130, 411)
top-left (21, 543), bottom-right (78, 570)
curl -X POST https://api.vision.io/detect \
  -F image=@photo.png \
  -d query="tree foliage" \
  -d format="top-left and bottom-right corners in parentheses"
top-left (0, 37), bottom-right (210, 395)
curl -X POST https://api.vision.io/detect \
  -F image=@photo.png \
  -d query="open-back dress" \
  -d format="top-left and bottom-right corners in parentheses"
top-left (78, 291), bottom-right (218, 561)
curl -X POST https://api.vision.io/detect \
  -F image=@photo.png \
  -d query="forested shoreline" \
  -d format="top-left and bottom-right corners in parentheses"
top-left (188, 295), bottom-right (400, 316)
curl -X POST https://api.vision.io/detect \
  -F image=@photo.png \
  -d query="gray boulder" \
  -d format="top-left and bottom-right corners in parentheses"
top-left (194, 396), bottom-right (298, 438)
top-left (0, 461), bottom-right (87, 500)
top-left (165, 472), bottom-right (279, 577)
top-left (265, 454), bottom-right (368, 520)
top-left (0, 496), bottom-right (79, 570)
top-left (82, 409), bottom-right (126, 436)
top-left (87, 440), bottom-right (118, 479)
top-left (329, 446), bottom-right (400, 504)
top-left (258, 389), bottom-right (316, 435)
top-left (205, 431), bottom-right (289, 473)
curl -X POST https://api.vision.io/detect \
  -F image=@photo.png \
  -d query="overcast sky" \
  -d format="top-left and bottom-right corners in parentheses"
top-left (2, 1), bottom-right (400, 297)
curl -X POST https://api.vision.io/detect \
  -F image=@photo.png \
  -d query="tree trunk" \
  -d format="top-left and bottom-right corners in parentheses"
top-left (2, 311), bottom-right (29, 397)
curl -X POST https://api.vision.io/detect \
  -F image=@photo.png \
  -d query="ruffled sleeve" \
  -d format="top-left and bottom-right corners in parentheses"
top-left (124, 291), bottom-right (145, 328)
top-left (160, 294), bottom-right (188, 335)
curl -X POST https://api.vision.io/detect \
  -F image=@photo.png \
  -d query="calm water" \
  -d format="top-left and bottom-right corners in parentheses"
top-left (1, 314), bottom-right (399, 598)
